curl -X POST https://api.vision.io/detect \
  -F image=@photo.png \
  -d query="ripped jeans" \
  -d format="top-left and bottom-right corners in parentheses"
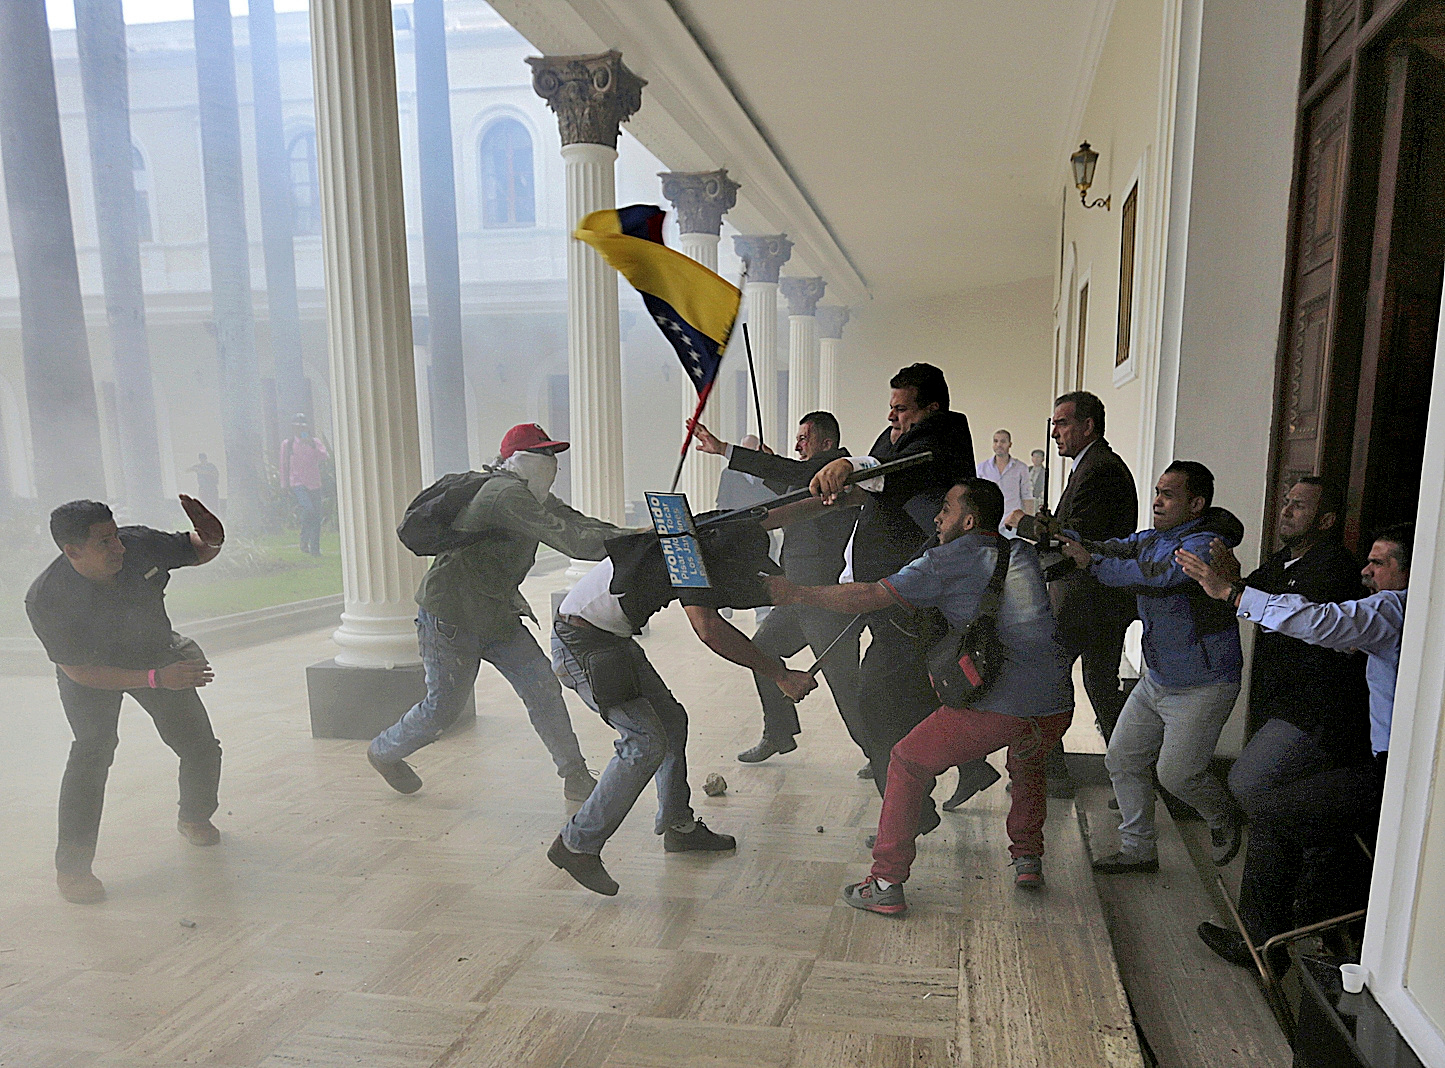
top-left (551, 621), bottom-right (694, 855)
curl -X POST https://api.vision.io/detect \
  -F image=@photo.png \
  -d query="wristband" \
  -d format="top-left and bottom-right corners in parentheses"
top-left (147, 668), bottom-right (158, 689)
top-left (1229, 580), bottom-right (1247, 604)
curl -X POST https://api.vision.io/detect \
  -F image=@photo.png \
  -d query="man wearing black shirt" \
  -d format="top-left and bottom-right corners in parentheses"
top-left (692, 410), bottom-right (862, 763)
top-left (809, 364), bottom-right (984, 819)
top-left (26, 497), bottom-right (226, 904)
top-left (1191, 478), bottom-right (1376, 965)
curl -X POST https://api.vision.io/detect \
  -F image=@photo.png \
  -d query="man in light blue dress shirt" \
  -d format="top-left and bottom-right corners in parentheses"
top-left (1177, 521), bottom-right (1411, 761)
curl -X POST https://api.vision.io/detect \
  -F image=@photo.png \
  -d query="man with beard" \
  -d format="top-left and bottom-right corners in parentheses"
top-left (809, 363), bottom-right (990, 823)
top-left (366, 423), bottom-right (625, 802)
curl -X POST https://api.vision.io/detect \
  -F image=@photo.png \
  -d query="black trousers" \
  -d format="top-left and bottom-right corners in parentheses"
top-left (1044, 603), bottom-right (1131, 780)
top-left (750, 604), bottom-right (863, 752)
top-left (1229, 718), bottom-right (1379, 943)
top-left (55, 671), bottom-right (222, 875)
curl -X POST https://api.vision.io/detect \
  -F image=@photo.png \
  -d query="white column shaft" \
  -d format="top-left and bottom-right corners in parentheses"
top-left (677, 231), bottom-right (723, 507)
top-left (744, 281), bottom-right (779, 448)
top-left (787, 313), bottom-right (819, 434)
top-left (310, 0), bottom-right (426, 668)
top-left (819, 336), bottom-right (841, 414)
top-left (563, 142), bottom-right (625, 527)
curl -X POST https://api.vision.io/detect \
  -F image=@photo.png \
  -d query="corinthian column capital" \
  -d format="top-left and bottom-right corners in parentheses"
top-left (816, 305), bottom-right (849, 339)
top-left (781, 276), bottom-right (826, 318)
top-left (659, 169), bottom-right (739, 236)
top-left (732, 234), bottom-right (793, 284)
top-left (527, 50), bottom-right (644, 148)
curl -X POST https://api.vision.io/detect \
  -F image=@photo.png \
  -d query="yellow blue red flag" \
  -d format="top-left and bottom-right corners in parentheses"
top-left (574, 205), bottom-right (740, 402)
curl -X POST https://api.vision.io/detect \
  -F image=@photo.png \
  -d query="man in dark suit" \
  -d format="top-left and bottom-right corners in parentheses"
top-left (691, 411), bottom-right (864, 763)
top-left (1008, 391), bottom-right (1137, 794)
top-left (810, 363), bottom-right (986, 822)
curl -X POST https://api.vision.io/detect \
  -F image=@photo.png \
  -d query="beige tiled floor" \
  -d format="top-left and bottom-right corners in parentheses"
top-left (0, 569), bottom-right (1133, 1067)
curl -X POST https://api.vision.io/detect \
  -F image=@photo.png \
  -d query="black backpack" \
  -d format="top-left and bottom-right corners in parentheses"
top-left (925, 539), bottom-right (1012, 708)
top-left (396, 470), bottom-right (496, 557)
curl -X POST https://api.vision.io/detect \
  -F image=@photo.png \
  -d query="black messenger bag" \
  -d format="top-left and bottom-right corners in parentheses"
top-left (926, 539), bottom-right (1012, 708)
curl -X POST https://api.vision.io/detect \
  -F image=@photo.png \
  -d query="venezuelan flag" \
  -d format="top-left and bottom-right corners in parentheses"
top-left (574, 205), bottom-right (741, 401)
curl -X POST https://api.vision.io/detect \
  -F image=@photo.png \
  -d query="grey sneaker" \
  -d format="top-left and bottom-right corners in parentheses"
top-left (842, 875), bottom-right (907, 915)
top-left (1012, 855), bottom-right (1044, 890)
top-left (367, 744), bottom-right (422, 794)
top-left (1211, 819), bottom-right (1243, 866)
top-left (563, 767), bottom-right (598, 802)
top-left (856, 763), bottom-right (874, 779)
top-left (56, 870), bottom-right (106, 904)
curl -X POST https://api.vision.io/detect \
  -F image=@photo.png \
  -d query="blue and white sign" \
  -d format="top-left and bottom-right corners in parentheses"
top-left (645, 491), bottom-right (711, 589)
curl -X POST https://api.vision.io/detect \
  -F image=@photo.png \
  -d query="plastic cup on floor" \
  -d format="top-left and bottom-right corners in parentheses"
top-left (1340, 963), bottom-right (1367, 994)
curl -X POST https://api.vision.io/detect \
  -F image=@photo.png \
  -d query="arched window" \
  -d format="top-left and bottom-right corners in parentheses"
top-left (288, 129), bottom-right (320, 236)
top-left (479, 118), bottom-right (535, 228)
top-left (132, 144), bottom-right (153, 242)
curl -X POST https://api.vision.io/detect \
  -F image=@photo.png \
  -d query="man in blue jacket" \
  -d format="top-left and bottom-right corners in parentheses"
top-left (1059, 460), bottom-right (1245, 873)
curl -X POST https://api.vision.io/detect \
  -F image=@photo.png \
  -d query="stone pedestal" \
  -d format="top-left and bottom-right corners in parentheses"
top-left (305, 0), bottom-right (428, 734)
top-left (733, 235), bottom-right (792, 449)
top-left (306, 659), bottom-right (475, 740)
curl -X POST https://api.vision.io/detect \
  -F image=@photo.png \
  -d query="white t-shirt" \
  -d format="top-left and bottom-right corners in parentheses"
top-left (557, 558), bottom-right (634, 636)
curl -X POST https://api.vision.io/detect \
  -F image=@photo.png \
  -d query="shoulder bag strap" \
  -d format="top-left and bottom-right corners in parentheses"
top-left (977, 538), bottom-right (1012, 620)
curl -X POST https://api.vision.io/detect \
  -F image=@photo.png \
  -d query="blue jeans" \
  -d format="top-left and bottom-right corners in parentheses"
top-left (371, 609), bottom-right (588, 778)
top-left (1105, 671), bottom-right (1240, 859)
top-left (551, 622), bottom-right (693, 855)
top-left (292, 486), bottom-right (322, 555)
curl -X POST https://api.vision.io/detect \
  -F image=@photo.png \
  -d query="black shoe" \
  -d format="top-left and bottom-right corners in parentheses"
top-left (942, 761), bottom-right (1001, 811)
top-left (918, 799), bottom-right (941, 837)
top-left (547, 834), bottom-right (618, 895)
top-left (1197, 921), bottom-right (1254, 968)
top-left (367, 745), bottom-right (422, 794)
top-left (737, 736), bottom-right (797, 763)
top-left (664, 819), bottom-right (736, 853)
top-left (1211, 819), bottom-right (1243, 866)
top-left (1107, 796), bottom-right (1119, 810)
top-left (857, 763), bottom-right (874, 780)
top-left (1091, 851), bottom-right (1159, 874)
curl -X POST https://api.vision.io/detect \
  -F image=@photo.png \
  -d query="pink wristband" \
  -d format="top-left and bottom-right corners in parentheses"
top-left (147, 669), bottom-right (158, 689)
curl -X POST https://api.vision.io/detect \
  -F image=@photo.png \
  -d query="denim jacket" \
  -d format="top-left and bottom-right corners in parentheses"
top-left (1088, 508), bottom-right (1245, 688)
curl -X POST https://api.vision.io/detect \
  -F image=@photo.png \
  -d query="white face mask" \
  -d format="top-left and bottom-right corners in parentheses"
top-left (503, 450), bottom-right (558, 501)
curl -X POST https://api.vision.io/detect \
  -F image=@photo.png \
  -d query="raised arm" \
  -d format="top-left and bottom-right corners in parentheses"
top-left (180, 494), bottom-right (225, 565)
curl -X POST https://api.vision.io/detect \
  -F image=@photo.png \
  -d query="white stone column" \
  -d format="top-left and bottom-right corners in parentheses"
top-left (309, 0), bottom-right (426, 670)
top-left (661, 169), bottom-right (739, 509)
top-left (530, 52), bottom-right (643, 542)
top-left (781, 276), bottom-right (825, 436)
top-left (816, 305), bottom-right (849, 415)
top-left (732, 235), bottom-right (792, 450)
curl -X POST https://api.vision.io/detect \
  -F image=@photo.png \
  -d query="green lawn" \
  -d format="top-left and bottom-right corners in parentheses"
top-left (164, 531), bottom-right (343, 622)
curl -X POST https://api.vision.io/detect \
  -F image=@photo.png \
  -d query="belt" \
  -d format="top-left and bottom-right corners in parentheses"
top-left (558, 613), bottom-right (597, 631)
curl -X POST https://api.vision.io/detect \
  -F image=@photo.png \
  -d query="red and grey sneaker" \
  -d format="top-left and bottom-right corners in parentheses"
top-left (1011, 855), bottom-right (1044, 890)
top-left (841, 874), bottom-right (907, 915)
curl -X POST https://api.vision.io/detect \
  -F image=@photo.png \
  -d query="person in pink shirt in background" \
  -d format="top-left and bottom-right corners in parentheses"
top-left (280, 414), bottom-right (329, 555)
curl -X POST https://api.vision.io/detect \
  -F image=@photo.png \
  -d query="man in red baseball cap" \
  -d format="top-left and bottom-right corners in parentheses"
top-left (368, 423), bottom-right (624, 803)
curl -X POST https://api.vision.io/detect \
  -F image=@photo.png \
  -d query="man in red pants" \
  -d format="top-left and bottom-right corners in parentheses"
top-left (769, 478), bottom-right (1073, 915)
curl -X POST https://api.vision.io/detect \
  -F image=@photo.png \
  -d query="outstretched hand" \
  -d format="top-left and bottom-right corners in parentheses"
top-left (1175, 547), bottom-right (1233, 600)
top-left (180, 494), bottom-right (224, 547)
top-left (1208, 538), bottom-right (1241, 584)
top-left (690, 421), bottom-right (727, 456)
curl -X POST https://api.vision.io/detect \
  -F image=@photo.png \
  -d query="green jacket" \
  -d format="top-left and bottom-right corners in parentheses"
top-left (415, 470), bottom-right (623, 641)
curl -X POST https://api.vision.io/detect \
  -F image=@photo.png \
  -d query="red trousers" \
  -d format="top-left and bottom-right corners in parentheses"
top-left (870, 704), bottom-right (1075, 884)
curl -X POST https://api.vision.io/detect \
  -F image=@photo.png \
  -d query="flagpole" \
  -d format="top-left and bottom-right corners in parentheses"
top-left (670, 381), bottom-right (714, 493)
top-left (742, 322), bottom-right (766, 452)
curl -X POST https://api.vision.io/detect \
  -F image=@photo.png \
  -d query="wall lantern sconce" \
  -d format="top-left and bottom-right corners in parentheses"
top-left (1071, 141), bottom-right (1111, 210)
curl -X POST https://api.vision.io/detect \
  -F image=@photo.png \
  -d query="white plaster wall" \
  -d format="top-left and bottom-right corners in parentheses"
top-left (832, 277), bottom-right (1054, 462)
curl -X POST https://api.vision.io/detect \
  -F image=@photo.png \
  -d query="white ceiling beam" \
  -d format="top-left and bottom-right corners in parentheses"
top-left (488, 0), bottom-right (870, 304)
